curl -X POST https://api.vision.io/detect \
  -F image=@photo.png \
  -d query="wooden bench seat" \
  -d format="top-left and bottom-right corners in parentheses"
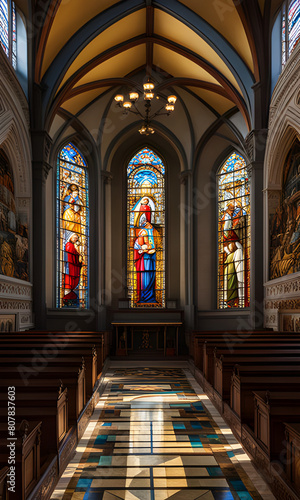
top-left (205, 342), bottom-right (300, 382)
top-left (214, 354), bottom-right (300, 400)
top-left (0, 364), bottom-right (85, 421)
top-left (0, 334), bottom-right (104, 367)
top-left (0, 352), bottom-right (96, 395)
top-left (0, 340), bottom-right (101, 384)
top-left (0, 466), bottom-right (9, 500)
top-left (0, 388), bottom-right (68, 458)
top-left (190, 330), bottom-right (300, 363)
top-left (210, 345), bottom-right (300, 385)
top-left (254, 391), bottom-right (300, 460)
top-left (231, 372), bottom-right (300, 429)
top-left (10, 331), bottom-right (109, 366)
top-left (0, 420), bottom-right (41, 500)
top-left (0, 375), bottom-right (85, 421)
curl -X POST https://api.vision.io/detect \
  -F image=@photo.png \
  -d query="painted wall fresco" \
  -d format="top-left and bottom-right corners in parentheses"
top-left (270, 140), bottom-right (300, 279)
top-left (0, 150), bottom-right (29, 281)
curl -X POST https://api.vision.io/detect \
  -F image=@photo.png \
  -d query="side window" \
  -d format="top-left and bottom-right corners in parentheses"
top-left (56, 143), bottom-right (89, 309)
top-left (0, 0), bottom-right (16, 68)
top-left (282, 0), bottom-right (300, 67)
top-left (217, 152), bottom-right (250, 309)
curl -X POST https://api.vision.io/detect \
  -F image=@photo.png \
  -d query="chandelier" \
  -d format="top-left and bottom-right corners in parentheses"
top-left (114, 79), bottom-right (177, 135)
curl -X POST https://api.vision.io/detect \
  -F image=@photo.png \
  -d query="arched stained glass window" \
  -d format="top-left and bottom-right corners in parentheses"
top-left (56, 143), bottom-right (89, 309)
top-left (217, 152), bottom-right (250, 309)
top-left (127, 148), bottom-right (165, 308)
top-left (282, 0), bottom-right (300, 66)
top-left (0, 0), bottom-right (16, 68)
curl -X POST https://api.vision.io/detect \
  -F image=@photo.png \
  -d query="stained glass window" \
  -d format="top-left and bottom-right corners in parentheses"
top-left (56, 143), bottom-right (89, 309)
top-left (282, 10), bottom-right (286, 66)
top-left (288, 0), bottom-right (300, 56)
top-left (282, 0), bottom-right (300, 66)
top-left (0, 0), bottom-right (9, 56)
top-left (217, 152), bottom-right (250, 309)
top-left (127, 148), bottom-right (165, 308)
top-left (0, 0), bottom-right (16, 67)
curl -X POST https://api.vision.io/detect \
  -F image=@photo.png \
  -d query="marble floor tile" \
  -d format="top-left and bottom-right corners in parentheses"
top-left (51, 365), bottom-right (275, 500)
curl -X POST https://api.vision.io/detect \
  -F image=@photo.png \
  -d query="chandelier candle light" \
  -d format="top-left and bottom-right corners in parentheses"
top-left (114, 79), bottom-right (177, 135)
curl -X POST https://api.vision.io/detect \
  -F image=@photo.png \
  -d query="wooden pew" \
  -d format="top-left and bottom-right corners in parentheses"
top-left (211, 344), bottom-right (300, 384)
top-left (0, 334), bottom-right (104, 375)
top-left (193, 333), bottom-right (300, 372)
top-left (205, 341), bottom-right (300, 382)
top-left (0, 420), bottom-right (41, 500)
top-left (214, 354), bottom-right (300, 401)
top-left (11, 331), bottom-right (109, 369)
top-left (190, 330), bottom-right (300, 366)
top-left (0, 352), bottom-right (96, 396)
top-left (285, 423), bottom-right (300, 496)
top-left (253, 391), bottom-right (300, 461)
top-left (230, 370), bottom-right (300, 428)
top-left (0, 388), bottom-right (68, 459)
top-left (0, 375), bottom-right (85, 422)
top-left (0, 467), bottom-right (8, 500)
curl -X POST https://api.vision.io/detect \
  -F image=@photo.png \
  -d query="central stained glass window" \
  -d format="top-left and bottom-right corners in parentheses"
top-left (127, 148), bottom-right (165, 308)
top-left (217, 152), bottom-right (250, 309)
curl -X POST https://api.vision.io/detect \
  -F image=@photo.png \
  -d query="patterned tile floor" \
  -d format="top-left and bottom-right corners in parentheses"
top-left (51, 365), bottom-right (275, 500)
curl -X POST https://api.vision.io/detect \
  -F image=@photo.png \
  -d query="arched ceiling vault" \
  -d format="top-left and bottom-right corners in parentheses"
top-left (34, 0), bottom-right (278, 145)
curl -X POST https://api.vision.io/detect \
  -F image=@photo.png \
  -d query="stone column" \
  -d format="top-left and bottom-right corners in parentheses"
top-left (98, 171), bottom-right (113, 330)
top-left (179, 169), bottom-right (195, 333)
top-left (31, 131), bottom-right (52, 329)
top-left (245, 129), bottom-right (268, 329)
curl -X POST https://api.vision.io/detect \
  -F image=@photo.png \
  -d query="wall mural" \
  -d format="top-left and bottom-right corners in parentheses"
top-left (217, 152), bottom-right (250, 309)
top-left (270, 140), bottom-right (300, 280)
top-left (127, 148), bottom-right (165, 308)
top-left (0, 149), bottom-right (29, 281)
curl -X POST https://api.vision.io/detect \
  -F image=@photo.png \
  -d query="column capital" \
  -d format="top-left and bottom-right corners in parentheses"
top-left (32, 161), bottom-right (52, 182)
top-left (179, 169), bottom-right (193, 185)
top-left (101, 171), bottom-right (113, 185)
top-left (244, 129), bottom-right (268, 164)
top-left (31, 130), bottom-right (52, 163)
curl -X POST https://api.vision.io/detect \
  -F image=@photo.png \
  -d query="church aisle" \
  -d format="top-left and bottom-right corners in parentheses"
top-left (51, 366), bottom-right (275, 500)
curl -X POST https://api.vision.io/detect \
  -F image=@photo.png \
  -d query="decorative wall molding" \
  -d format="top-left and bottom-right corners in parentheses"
top-left (264, 273), bottom-right (300, 330)
top-left (269, 44), bottom-right (300, 128)
top-left (0, 58), bottom-right (31, 194)
top-left (0, 50), bottom-right (29, 125)
top-left (0, 278), bottom-right (32, 300)
top-left (265, 272), bottom-right (300, 299)
top-left (0, 276), bottom-right (33, 330)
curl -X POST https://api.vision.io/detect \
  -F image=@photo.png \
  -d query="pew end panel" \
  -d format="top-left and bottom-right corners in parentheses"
top-left (0, 467), bottom-right (8, 500)
top-left (285, 422), bottom-right (300, 496)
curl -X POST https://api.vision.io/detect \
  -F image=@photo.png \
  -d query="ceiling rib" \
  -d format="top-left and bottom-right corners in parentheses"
top-left (35, 0), bottom-right (62, 82)
top-left (146, 5), bottom-right (154, 74)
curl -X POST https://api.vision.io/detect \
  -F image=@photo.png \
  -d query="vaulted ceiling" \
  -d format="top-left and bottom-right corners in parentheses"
top-left (31, 0), bottom-right (284, 162)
